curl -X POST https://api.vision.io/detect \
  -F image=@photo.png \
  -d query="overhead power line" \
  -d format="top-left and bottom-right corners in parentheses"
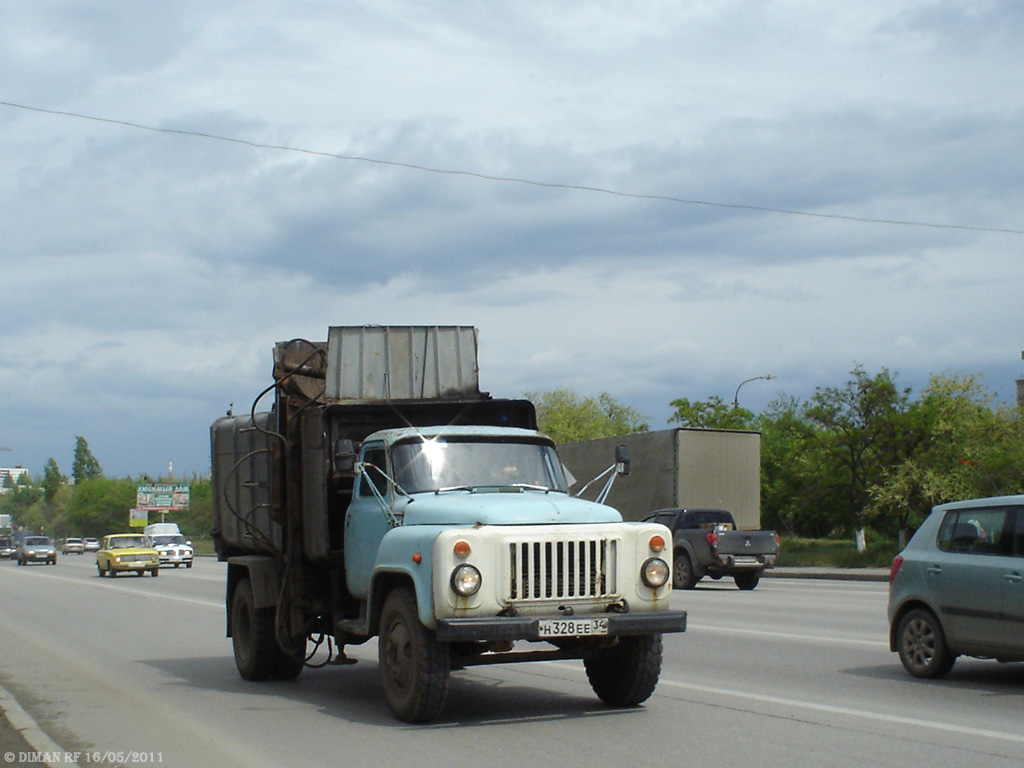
top-left (2, 100), bottom-right (1021, 236)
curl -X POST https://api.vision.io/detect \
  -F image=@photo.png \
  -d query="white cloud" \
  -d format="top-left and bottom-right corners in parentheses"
top-left (2, 0), bottom-right (1023, 477)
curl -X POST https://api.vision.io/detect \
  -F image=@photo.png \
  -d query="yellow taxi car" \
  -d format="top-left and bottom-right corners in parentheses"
top-left (96, 534), bottom-right (160, 578)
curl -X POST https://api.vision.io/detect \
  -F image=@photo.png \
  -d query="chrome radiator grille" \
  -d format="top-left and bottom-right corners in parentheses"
top-left (507, 537), bottom-right (618, 601)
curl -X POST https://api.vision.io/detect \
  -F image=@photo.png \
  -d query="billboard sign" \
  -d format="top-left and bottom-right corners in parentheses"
top-left (136, 483), bottom-right (190, 511)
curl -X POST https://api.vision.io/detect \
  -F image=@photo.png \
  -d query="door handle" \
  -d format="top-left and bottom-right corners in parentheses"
top-left (1005, 572), bottom-right (1023, 583)
top-left (926, 565), bottom-right (943, 575)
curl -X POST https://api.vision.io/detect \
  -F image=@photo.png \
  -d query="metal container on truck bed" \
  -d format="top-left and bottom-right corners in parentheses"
top-left (324, 325), bottom-right (480, 402)
top-left (211, 410), bottom-right (281, 556)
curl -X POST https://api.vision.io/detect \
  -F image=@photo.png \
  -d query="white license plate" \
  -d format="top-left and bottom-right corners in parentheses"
top-left (537, 617), bottom-right (609, 638)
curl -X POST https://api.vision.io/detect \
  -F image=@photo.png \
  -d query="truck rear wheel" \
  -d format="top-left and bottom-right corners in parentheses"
top-left (232, 577), bottom-right (279, 681)
top-left (585, 634), bottom-right (663, 707)
top-left (734, 569), bottom-right (761, 590)
top-left (378, 587), bottom-right (450, 723)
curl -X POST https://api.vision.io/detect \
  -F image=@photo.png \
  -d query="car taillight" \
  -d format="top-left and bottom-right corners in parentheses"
top-left (888, 555), bottom-right (904, 584)
top-left (705, 530), bottom-right (718, 551)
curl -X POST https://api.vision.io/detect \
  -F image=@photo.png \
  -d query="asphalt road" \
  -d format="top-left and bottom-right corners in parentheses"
top-left (1, 556), bottom-right (1022, 768)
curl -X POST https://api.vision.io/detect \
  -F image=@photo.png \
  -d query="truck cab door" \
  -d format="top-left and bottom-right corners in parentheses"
top-left (344, 443), bottom-right (393, 600)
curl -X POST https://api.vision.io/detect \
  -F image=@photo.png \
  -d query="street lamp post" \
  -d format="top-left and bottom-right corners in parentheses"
top-left (733, 374), bottom-right (777, 409)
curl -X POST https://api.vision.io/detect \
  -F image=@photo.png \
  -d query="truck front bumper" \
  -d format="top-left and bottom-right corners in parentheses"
top-left (435, 610), bottom-right (687, 642)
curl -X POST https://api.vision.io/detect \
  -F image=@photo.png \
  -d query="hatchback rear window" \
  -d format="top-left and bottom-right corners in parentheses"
top-left (936, 507), bottom-right (1014, 556)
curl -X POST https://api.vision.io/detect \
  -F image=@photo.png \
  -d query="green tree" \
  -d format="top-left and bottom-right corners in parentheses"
top-left (527, 388), bottom-right (648, 444)
top-left (869, 372), bottom-right (1024, 543)
top-left (72, 436), bottom-right (103, 484)
top-left (43, 458), bottom-right (67, 503)
top-left (804, 365), bottom-right (916, 549)
top-left (756, 395), bottom-right (828, 535)
top-left (172, 479), bottom-right (213, 540)
top-left (668, 396), bottom-right (754, 430)
top-left (66, 477), bottom-right (136, 536)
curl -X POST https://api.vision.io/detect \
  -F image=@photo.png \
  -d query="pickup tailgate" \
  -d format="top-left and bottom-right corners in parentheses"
top-left (715, 530), bottom-right (778, 556)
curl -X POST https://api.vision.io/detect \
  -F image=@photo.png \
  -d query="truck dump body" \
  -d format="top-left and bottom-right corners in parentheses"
top-left (211, 326), bottom-right (685, 723)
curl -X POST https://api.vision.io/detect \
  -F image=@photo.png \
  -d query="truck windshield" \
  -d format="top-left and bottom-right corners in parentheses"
top-left (391, 438), bottom-right (568, 494)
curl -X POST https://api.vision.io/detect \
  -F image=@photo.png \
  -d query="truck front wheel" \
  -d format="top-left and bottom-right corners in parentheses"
top-left (585, 634), bottom-right (663, 707)
top-left (378, 587), bottom-right (450, 723)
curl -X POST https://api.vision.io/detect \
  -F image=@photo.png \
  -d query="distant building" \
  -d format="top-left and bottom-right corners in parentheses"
top-left (0, 466), bottom-right (29, 495)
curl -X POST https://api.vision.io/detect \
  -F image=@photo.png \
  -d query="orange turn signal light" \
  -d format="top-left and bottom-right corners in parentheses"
top-left (649, 535), bottom-right (666, 552)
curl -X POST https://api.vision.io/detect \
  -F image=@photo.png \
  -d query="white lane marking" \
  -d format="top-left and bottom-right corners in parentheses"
top-left (541, 662), bottom-right (1022, 746)
top-left (0, 563), bottom-right (222, 609)
top-left (685, 622), bottom-right (888, 648)
top-left (655, 677), bottom-right (1024, 745)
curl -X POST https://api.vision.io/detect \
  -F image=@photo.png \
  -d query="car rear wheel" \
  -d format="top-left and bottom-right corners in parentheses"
top-left (896, 608), bottom-right (956, 678)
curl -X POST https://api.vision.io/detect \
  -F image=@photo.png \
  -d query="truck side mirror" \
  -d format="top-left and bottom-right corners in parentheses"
top-left (334, 439), bottom-right (357, 476)
top-left (615, 444), bottom-right (631, 476)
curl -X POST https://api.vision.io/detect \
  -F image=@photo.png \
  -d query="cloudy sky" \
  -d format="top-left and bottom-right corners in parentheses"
top-left (2, 1), bottom-right (1023, 479)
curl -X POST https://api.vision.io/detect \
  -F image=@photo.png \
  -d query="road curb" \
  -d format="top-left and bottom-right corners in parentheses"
top-left (0, 684), bottom-right (79, 768)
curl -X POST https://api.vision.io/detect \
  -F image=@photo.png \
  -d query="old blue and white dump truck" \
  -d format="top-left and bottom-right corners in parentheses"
top-left (211, 326), bottom-right (685, 722)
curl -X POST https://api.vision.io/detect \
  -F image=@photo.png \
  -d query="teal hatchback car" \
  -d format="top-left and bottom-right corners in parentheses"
top-left (888, 495), bottom-right (1024, 678)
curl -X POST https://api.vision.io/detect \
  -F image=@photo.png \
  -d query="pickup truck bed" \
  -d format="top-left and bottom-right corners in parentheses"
top-left (643, 508), bottom-right (779, 590)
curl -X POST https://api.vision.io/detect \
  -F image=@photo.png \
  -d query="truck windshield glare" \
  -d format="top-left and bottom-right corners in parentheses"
top-left (392, 439), bottom-right (567, 494)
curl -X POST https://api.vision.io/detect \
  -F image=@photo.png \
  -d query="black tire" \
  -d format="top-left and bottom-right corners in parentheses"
top-left (734, 570), bottom-right (762, 590)
top-left (97, 562), bottom-right (104, 577)
top-left (896, 608), bottom-right (956, 679)
top-left (673, 552), bottom-right (698, 589)
top-left (274, 640), bottom-right (306, 681)
top-left (150, 568), bottom-right (159, 577)
top-left (231, 578), bottom-right (280, 681)
top-left (378, 587), bottom-right (450, 723)
top-left (108, 564), bottom-right (117, 578)
top-left (585, 634), bottom-right (663, 707)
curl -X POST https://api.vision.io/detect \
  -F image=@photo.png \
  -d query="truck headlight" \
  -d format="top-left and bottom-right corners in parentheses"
top-left (450, 564), bottom-right (482, 596)
top-left (641, 557), bottom-right (670, 589)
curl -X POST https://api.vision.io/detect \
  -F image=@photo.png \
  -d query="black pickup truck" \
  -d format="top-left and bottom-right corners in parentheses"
top-left (643, 508), bottom-right (779, 590)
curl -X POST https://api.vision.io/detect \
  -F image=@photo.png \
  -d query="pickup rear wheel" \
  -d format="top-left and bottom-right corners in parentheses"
top-left (734, 570), bottom-right (762, 590)
top-left (673, 552), bottom-right (698, 589)
top-left (585, 634), bottom-right (663, 707)
top-left (378, 587), bottom-right (450, 723)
